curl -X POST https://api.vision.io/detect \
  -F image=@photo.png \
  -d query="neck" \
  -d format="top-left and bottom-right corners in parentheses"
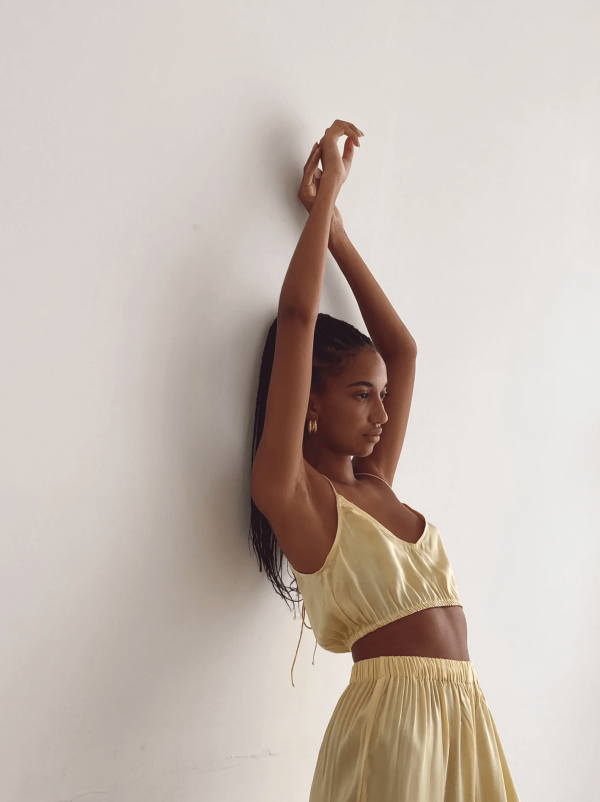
top-left (302, 436), bottom-right (357, 485)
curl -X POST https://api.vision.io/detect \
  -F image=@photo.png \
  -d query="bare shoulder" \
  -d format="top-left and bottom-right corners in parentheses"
top-left (254, 461), bottom-right (339, 575)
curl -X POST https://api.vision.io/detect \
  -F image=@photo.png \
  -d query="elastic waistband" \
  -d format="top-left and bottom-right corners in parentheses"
top-left (350, 655), bottom-right (480, 685)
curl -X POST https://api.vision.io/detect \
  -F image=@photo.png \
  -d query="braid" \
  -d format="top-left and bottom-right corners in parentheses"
top-left (248, 312), bottom-right (377, 614)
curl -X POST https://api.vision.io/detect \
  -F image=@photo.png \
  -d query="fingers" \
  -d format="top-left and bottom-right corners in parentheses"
top-left (300, 142), bottom-right (322, 188)
top-left (323, 119), bottom-right (364, 147)
top-left (334, 119), bottom-right (364, 139)
top-left (302, 120), bottom-right (362, 188)
top-left (303, 141), bottom-right (321, 170)
top-left (342, 136), bottom-right (355, 165)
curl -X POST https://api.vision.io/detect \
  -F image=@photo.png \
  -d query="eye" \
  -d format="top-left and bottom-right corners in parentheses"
top-left (358, 392), bottom-right (389, 400)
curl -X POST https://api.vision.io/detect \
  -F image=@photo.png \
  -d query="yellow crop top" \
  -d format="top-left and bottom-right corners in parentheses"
top-left (289, 473), bottom-right (464, 686)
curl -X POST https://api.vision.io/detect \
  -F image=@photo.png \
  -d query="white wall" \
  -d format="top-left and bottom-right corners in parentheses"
top-left (1, 1), bottom-right (598, 800)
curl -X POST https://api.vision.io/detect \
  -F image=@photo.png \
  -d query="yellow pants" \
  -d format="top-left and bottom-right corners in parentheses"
top-left (308, 655), bottom-right (521, 802)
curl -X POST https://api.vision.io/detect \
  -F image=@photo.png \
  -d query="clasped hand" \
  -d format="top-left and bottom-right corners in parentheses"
top-left (297, 119), bottom-right (363, 224)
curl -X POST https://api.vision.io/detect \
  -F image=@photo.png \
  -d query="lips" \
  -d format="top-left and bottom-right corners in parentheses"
top-left (365, 431), bottom-right (381, 436)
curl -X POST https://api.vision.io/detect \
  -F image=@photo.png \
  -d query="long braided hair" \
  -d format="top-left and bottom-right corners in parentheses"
top-left (248, 311), bottom-right (378, 615)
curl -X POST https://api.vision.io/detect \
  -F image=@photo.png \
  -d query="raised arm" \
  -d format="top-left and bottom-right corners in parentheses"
top-left (327, 223), bottom-right (418, 483)
top-left (328, 225), bottom-right (417, 358)
top-left (278, 122), bottom-right (362, 319)
top-left (296, 177), bottom-right (416, 359)
top-left (251, 121), bottom-right (363, 510)
top-left (296, 148), bottom-right (418, 482)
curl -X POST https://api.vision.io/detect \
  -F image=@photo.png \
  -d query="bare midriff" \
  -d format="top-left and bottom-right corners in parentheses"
top-left (351, 604), bottom-right (470, 663)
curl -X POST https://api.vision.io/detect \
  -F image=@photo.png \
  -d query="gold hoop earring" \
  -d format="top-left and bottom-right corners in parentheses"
top-left (308, 420), bottom-right (317, 434)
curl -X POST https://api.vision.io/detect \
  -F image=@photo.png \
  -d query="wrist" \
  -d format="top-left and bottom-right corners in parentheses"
top-left (318, 171), bottom-right (344, 197)
top-left (329, 219), bottom-right (347, 244)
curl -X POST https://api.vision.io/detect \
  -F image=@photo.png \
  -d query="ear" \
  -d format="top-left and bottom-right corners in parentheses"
top-left (306, 395), bottom-right (318, 414)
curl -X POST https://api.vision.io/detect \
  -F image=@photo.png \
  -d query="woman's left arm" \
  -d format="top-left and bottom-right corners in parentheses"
top-left (296, 138), bottom-right (416, 359)
top-left (328, 219), bottom-right (417, 359)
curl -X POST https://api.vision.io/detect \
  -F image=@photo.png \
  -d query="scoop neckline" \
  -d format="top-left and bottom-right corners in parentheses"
top-left (337, 493), bottom-right (429, 549)
top-left (291, 491), bottom-right (430, 578)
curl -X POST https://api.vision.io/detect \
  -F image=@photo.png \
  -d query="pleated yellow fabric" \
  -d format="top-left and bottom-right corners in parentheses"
top-left (308, 655), bottom-right (521, 802)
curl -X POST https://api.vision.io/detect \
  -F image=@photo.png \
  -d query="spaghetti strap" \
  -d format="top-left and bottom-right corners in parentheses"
top-left (353, 471), bottom-right (392, 489)
top-left (321, 474), bottom-right (338, 498)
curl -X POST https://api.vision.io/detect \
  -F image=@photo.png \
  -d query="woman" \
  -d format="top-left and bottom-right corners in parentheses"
top-left (249, 119), bottom-right (520, 802)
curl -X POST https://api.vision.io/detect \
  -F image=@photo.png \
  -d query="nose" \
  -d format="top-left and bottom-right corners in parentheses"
top-left (373, 397), bottom-right (388, 426)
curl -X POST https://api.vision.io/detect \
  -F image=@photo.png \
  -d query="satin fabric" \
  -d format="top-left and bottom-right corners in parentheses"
top-left (308, 655), bottom-right (521, 802)
top-left (290, 473), bottom-right (463, 685)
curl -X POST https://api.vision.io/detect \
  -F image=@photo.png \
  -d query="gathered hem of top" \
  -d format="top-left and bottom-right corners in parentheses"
top-left (344, 598), bottom-right (464, 651)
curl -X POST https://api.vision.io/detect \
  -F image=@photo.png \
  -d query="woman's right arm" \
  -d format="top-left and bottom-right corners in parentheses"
top-left (279, 120), bottom-right (361, 319)
top-left (251, 122), bottom-right (362, 513)
top-left (278, 168), bottom-right (342, 320)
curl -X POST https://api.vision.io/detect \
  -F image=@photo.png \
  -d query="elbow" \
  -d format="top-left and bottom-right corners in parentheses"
top-left (277, 304), bottom-right (316, 326)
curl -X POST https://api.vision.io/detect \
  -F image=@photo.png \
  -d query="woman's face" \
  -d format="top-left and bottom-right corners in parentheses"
top-left (306, 349), bottom-right (389, 457)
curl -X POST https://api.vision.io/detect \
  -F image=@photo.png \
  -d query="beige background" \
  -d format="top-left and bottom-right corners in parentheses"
top-left (1, 1), bottom-right (599, 800)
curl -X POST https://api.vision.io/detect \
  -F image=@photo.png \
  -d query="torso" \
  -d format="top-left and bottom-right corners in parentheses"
top-left (350, 605), bottom-right (470, 663)
top-left (271, 465), bottom-right (470, 663)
